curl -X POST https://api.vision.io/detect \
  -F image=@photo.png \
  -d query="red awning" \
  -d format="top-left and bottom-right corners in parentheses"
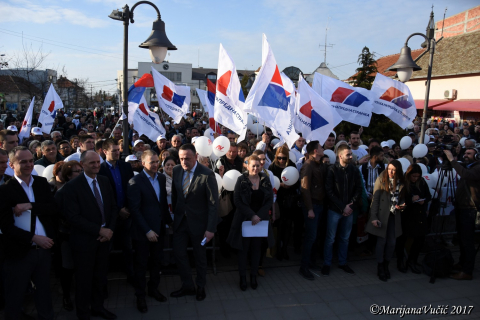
top-left (414, 99), bottom-right (454, 110)
top-left (433, 100), bottom-right (480, 112)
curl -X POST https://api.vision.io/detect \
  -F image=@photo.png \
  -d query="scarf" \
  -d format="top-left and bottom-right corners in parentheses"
top-left (389, 178), bottom-right (400, 214)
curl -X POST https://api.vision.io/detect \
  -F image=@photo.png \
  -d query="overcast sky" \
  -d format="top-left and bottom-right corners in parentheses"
top-left (1, 0), bottom-right (477, 94)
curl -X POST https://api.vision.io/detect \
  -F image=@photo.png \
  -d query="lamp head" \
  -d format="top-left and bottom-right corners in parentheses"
top-left (426, 10), bottom-right (435, 40)
top-left (139, 18), bottom-right (177, 64)
top-left (387, 45), bottom-right (422, 82)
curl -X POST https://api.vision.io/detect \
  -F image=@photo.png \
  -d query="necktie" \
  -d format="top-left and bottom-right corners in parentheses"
top-left (183, 171), bottom-right (191, 197)
top-left (93, 180), bottom-right (105, 225)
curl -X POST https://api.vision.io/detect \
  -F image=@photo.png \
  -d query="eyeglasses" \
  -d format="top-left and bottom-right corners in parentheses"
top-left (277, 157), bottom-right (287, 161)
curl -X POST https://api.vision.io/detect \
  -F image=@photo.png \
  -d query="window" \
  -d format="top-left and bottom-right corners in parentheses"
top-left (160, 71), bottom-right (181, 82)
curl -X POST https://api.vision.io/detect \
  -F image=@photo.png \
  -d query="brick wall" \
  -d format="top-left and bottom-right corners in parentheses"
top-left (435, 5), bottom-right (480, 39)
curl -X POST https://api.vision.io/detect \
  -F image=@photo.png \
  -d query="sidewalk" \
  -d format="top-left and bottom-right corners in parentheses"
top-left (25, 247), bottom-right (480, 320)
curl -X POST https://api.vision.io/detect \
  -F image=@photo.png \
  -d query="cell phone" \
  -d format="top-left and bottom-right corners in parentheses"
top-left (377, 221), bottom-right (382, 228)
top-left (201, 237), bottom-right (207, 246)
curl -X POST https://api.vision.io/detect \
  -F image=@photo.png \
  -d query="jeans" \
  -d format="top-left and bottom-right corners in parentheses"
top-left (324, 209), bottom-right (353, 266)
top-left (301, 204), bottom-right (323, 269)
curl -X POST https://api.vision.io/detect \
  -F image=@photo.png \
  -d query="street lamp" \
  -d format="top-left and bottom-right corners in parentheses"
top-left (109, 1), bottom-right (176, 157)
top-left (388, 10), bottom-right (436, 144)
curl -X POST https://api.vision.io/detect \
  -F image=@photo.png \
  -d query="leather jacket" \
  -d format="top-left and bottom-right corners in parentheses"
top-left (325, 162), bottom-right (363, 214)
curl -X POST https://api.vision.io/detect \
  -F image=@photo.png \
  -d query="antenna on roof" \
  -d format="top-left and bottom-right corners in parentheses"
top-left (320, 17), bottom-right (334, 64)
top-left (441, 7), bottom-right (447, 38)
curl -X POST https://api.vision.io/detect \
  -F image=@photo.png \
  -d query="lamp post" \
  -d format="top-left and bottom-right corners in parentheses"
top-left (109, 1), bottom-right (176, 158)
top-left (387, 10), bottom-right (436, 144)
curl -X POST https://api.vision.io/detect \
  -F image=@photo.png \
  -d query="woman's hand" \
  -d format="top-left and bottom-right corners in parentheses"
top-left (395, 203), bottom-right (406, 210)
top-left (280, 182), bottom-right (290, 189)
top-left (412, 195), bottom-right (420, 203)
top-left (251, 215), bottom-right (261, 225)
top-left (371, 220), bottom-right (381, 228)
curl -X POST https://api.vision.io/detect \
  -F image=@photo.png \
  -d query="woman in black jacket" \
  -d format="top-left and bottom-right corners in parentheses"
top-left (395, 164), bottom-right (432, 274)
top-left (228, 155), bottom-right (274, 291)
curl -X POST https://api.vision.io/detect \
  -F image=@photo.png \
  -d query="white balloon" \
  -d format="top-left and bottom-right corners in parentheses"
top-left (430, 171), bottom-right (439, 188)
top-left (222, 170), bottom-right (241, 191)
top-left (424, 134), bottom-right (430, 144)
top-left (210, 152), bottom-right (219, 162)
top-left (212, 136), bottom-right (230, 157)
top-left (195, 136), bottom-right (213, 157)
top-left (288, 150), bottom-right (296, 163)
top-left (460, 137), bottom-right (467, 147)
top-left (271, 138), bottom-right (280, 147)
top-left (412, 144), bottom-right (428, 158)
top-left (387, 139), bottom-right (395, 148)
top-left (34, 165), bottom-right (45, 176)
top-left (358, 145), bottom-right (368, 150)
top-left (418, 163), bottom-right (428, 175)
top-left (42, 164), bottom-right (55, 181)
top-left (324, 149), bottom-right (336, 164)
top-left (400, 136), bottom-right (412, 150)
top-left (273, 176), bottom-right (280, 191)
top-left (407, 122), bottom-right (414, 130)
top-left (249, 123), bottom-right (264, 136)
top-left (204, 128), bottom-right (214, 139)
top-left (397, 158), bottom-right (411, 173)
top-left (423, 174), bottom-right (435, 188)
top-left (280, 167), bottom-right (299, 186)
top-left (214, 172), bottom-right (223, 193)
top-left (429, 188), bottom-right (438, 199)
top-left (134, 171), bottom-right (139, 175)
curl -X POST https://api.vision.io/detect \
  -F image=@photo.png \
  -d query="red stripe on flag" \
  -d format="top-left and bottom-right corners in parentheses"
top-left (217, 71), bottom-right (232, 96)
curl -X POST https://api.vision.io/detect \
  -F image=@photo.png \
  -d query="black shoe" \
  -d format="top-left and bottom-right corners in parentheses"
top-left (378, 263), bottom-right (387, 282)
top-left (196, 287), bottom-right (206, 301)
top-left (148, 289), bottom-right (167, 302)
top-left (384, 260), bottom-right (391, 279)
top-left (136, 297), bottom-right (148, 313)
top-left (240, 276), bottom-right (247, 291)
top-left (127, 276), bottom-right (137, 287)
top-left (276, 248), bottom-right (283, 261)
top-left (407, 261), bottom-right (422, 274)
top-left (321, 265), bottom-right (330, 276)
top-left (339, 265), bottom-right (355, 275)
top-left (309, 264), bottom-right (321, 271)
top-left (63, 297), bottom-right (74, 312)
top-left (282, 248), bottom-right (290, 261)
top-left (91, 307), bottom-right (117, 319)
top-left (170, 287), bottom-right (196, 298)
top-left (250, 275), bottom-right (258, 290)
top-left (397, 259), bottom-right (407, 273)
top-left (299, 267), bottom-right (315, 280)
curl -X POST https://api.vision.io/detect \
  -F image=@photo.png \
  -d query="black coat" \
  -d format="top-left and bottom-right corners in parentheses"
top-left (0, 175), bottom-right (58, 258)
top-left (62, 174), bottom-right (118, 252)
top-left (403, 177), bottom-right (432, 237)
top-left (227, 172), bottom-right (274, 250)
top-left (127, 171), bottom-right (172, 241)
top-left (325, 162), bottom-right (363, 214)
top-left (34, 153), bottom-right (64, 167)
top-left (98, 160), bottom-right (134, 208)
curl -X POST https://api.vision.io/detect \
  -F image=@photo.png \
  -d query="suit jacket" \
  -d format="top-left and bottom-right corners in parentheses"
top-left (0, 175), bottom-right (58, 258)
top-left (127, 171), bottom-right (172, 241)
top-left (62, 174), bottom-right (118, 252)
top-left (171, 163), bottom-right (218, 236)
top-left (98, 160), bottom-right (134, 208)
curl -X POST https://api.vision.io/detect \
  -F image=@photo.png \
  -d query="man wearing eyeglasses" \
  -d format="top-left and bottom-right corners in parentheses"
top-left (0, 146), bottom-right (58, 320)
top-left (57, 140), bottom-right (73, 158)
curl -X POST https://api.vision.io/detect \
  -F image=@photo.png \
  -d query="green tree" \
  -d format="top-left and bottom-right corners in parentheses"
top-left (335, 46), bottom-right (405, 143)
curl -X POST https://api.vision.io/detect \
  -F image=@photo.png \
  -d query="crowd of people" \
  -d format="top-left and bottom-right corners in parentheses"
top-left (0, 108), bottom-right (479, 320)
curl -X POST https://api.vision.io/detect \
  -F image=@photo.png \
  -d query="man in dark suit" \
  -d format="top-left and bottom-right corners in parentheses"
top-left (98, 139), bottom-right (135, 284)
top-left (170, 144), bottom-right (218, 301)
top-left (0, 146), bottom-right (57, 320)
top-left (128, 150), bottom-right (172, 313)
top-left (0, 149), bottom-right (11, 311)
top-left (62, 150), bottom-right (118, 320)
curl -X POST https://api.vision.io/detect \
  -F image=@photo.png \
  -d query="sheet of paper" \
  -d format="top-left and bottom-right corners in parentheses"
top-left (14, 209), bottom-right (32, 232)
top-left (242, 220), bottom-right (268, 237)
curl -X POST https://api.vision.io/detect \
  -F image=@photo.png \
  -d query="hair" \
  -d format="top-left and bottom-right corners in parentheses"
top-left (0, 130), bottom-right (17, 143)
top-left (162, 156), bottom-right (176, 167)
top-left (368, 138), bottom-right (380, 147)
top-left (229, 141), bottom-right (237, 148)
top-left (61, 160), bottom-right (82, 182)
top-left (237, 142), bottom-right (248, 151)
top-left (141, 149), bottom-right (157, 161)
top-left (274, 146), bottom-right (290, 166)
top-left (79, 135), bottom-right (94, 144)
top-left (171, 134), bottom-right (182, 141)
top-left (369, 146), bottom-right (383, 158)
top-left (197, 154), bottom-right (209, 164)
top-left (349, 131), bottom-right (359, 137)
top-left (328, 132), bottom-right (335, 138)
top-left (381, 159), bottom-right (405, 192)
top-left (252, 149), bottom-right (265, 157)
top-left (102, 138), bottom-right (117, 151)
top-left (0, 149), bottom-right (7, 156)
top-left (41, 140), bottom-right (55, 150)
top-left (320, 155), bottom-right (330, 163)
top-left (8, 146), bottom-right (29, 163)
top-left (53, 161), bottom-right (64, 177)
top-left (337, 144), bottom-right (351, 155)
top-left (50, 131), bottom-right (61, 138)
top-left (179, 143), bottom-right (196, 154)
top-left (334, 140), bottom-right (348, 154)
top-left (405, 163), bottom-right (423, 193)
top-left (80, 150), bottom-right (98, 162)
top-left (70, 135), bottom-right (79, 144)
top-left (247, 154), bottom-right (260, 164)
top-left (306, 140), bottom-right (319, 155)
top-left (57, 140), bottom-right (70, 148)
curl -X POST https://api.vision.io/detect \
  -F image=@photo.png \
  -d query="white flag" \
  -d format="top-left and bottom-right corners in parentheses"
top-left (132, 95), bottom-right (166, 142)
top-left (38, 84), bottom-right (64, 134)
top-left (19, 97), bottom-right (34, 143)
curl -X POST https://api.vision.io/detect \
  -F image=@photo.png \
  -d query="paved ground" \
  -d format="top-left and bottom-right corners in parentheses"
top-left (23, 244), bottom-right (480, 320)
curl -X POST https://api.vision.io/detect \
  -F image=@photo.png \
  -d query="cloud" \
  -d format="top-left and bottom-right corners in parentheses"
top-left (1, 0), bottom-right (108, 28)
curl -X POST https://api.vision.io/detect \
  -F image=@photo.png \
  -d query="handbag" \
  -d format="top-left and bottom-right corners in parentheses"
top-left (218, 190), bottom-right (233, 218)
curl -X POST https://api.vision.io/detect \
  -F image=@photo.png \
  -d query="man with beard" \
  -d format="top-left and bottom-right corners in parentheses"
top-left (360, 146), bottom-right (385, 201)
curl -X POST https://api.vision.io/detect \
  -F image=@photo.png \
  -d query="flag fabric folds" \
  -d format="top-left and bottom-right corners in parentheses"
top-left (125, 73), bottom-right (155, 124)
top-left (295, 75), bottom-right (342, 145)
top-left (151, 66), bottom-right (190, 124)
top-left (370, 73), bottom-right (417, 129)
top-left (213, 44), bottom-right (248, 142)
top-left (19, 97), bottom-right (34, 143)
top-left (313, 73), bottom-right (373, 127)
top-left (132, 95), bottom-right (166, 142)
top-left (38, 84), bottom-right (64, 134)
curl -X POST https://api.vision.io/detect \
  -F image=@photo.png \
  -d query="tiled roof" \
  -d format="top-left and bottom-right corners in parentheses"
top-left (0, 75), bottom-right (39, 94)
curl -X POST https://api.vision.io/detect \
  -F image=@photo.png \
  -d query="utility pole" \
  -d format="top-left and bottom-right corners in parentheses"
top-left (320, 17), bottom-right (335, 64)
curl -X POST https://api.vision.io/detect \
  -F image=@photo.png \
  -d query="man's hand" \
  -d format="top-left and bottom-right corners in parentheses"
top-left (252, 215), bottom-right (261, 225)
top-left (13, 203), bottom-right (32, 216)
top-left (218, 165), bottom-right (225, 177)
top-left (261, 133), bottom-right (270, 144)
top-left (443, 150), bottom-right (454, 162)
top-left (119, 207), bottom-right (130, 219)
top-left (98, 228), bottom-right (113, 241)
top-left (358, 155), bottom-right (370, 165)
top-left (371, 220), bottom-right (381, 228)
top-left (204, 231), bottom-right (214, 244)
top-left (146, 230), bottom-right (159, 242)
top-left (343, 202), bottom-right (353, 216)
top-left (307, 209), bottom-right (315, 219)
top-left (32, 235), bottom-right (54, 249)
top-left (359, 126), bottom-right (364, 136)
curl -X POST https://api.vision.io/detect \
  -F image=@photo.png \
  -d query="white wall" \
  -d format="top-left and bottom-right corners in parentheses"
top-left (407, 75), bottom-right (480, 100)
